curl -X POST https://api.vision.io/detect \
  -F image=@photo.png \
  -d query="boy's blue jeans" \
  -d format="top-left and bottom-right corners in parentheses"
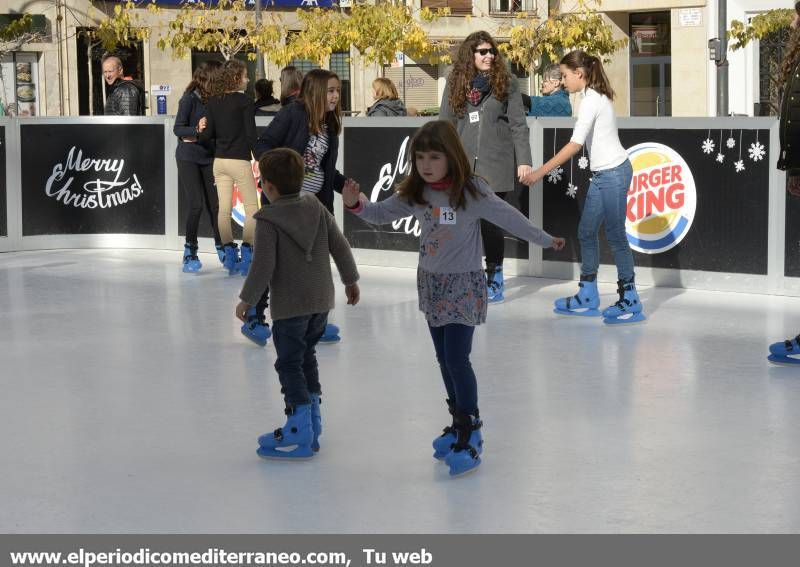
top-left (428, 323), bottom-right (478, 415)
top-left (579, 159), bottom-right (636, 282)
top-left (272, 313), bottom-right (328, 406)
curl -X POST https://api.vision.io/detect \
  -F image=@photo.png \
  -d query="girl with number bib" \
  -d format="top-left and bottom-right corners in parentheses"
top-left (523, 50), bottom-right (645, 325)
top-left (343, 121), bottom-right (565, 477)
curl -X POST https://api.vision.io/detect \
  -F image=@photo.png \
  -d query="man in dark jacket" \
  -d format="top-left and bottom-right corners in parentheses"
top-left (102, 55), bottom-right (144, 116)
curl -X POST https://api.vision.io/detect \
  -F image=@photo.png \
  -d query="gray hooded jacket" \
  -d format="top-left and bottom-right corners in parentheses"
top-left (239, 194), bottom-right (359, 321)
top-left (367, 98), bottom-right (407, 117)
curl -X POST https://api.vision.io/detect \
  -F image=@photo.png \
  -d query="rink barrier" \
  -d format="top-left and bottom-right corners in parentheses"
top-left (0, 115), bottom-right (796, 296)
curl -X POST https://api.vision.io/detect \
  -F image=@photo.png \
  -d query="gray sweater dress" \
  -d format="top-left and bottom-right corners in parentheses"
top-left (350, 177), bottom-right (553, 326)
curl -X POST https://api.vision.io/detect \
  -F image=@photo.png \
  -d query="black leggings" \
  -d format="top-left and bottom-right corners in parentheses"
top-left (177, 160), bottom-right (222, 246)
top-left (480, 190), bottom-right (510, 266)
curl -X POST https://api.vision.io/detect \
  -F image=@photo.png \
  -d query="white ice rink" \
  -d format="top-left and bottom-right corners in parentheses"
top-left (2, 249), bottom-right (800, 533)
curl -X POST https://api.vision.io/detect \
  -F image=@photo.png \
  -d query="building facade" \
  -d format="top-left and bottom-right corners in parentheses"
top-left (0, 0), bottom-right (791, 118)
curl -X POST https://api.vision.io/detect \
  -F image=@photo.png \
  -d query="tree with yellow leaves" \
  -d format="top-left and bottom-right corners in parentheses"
top-left (498, 0), bottom-right (627, 71)
top-left (727, 9), bottom-right (794, 51)
top-left (155, 0), bottom-right (285, 62)
top-left (284, 1), bottom-right (452, 67)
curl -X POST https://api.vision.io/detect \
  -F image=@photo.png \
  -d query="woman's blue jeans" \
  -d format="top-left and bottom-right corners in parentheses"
top-left (579, 159), bottom-right (636, 282)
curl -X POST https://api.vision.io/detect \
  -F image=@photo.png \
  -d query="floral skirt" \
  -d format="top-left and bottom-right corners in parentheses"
top-left (417, 268), bottom-right (487, 327)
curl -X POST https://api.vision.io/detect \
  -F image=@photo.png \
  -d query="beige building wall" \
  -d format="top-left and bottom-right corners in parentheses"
top-left (670, 6), bottom-right (708, 116)
top-left (4, 0), bottom-right (711, 117)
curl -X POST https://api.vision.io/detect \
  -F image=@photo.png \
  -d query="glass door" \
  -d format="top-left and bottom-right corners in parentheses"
top-left (630, 11), bottom-right (671, 117)
top-left (631, 57), bottom-right (672, 116)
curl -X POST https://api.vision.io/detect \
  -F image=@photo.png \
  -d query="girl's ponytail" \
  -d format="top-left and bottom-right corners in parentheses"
top-left (561, 51), bottom-right (616, 101)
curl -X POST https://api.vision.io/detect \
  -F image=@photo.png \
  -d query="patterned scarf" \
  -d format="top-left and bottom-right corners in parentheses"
top-left (467, 72), bottom-right (492, 106)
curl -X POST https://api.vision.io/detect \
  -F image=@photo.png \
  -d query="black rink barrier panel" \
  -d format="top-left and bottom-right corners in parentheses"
top-left (542, 127), bottom-right (771, 276)
top-left (343, 123), bottom-right (529, 260)
top-left (0, 116), bottom-right (795, 296)
top-left (20, 123), bottom-right (165, 236)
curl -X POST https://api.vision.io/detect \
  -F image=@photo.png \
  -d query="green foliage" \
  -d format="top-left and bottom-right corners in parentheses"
top-left (728, 9), bottom-right (794, 51)
top-left (0, 14), bottom-right (34, 42)
top-left (90, 0), bottom-right (152, 52)
top-left (285, 1), bottom-right (452, 67)
top-left (500, 0), bottom-right (627, 70)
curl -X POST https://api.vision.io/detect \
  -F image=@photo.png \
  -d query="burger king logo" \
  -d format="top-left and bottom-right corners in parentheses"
top-left (626, 143), bottom-right (696, 254)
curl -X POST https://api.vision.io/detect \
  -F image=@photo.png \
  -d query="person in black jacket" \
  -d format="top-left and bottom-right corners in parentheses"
top-left (254, 68), bottom-right (352, 344)
top-left (201, 59), bottom-right (259, 277)
top-left (253, 79), bottom-right (281, 116)
top-left (174, 61), bottom-right (223, 272)
top-left (769, 1), bottom-right (800, 365)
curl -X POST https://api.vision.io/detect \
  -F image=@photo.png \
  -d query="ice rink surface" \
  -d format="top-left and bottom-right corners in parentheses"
top-left (2, 249), bottom-right (800, 533)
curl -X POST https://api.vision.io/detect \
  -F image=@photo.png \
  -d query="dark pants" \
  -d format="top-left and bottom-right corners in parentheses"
top-left (480, 190), bottom-right (510, 266)
top-left (272, 313), bottom-right (328, 406)
top-left (428, 323), bottom-right (478, 415)
top-left (177, 159), bottom-right (222, 246)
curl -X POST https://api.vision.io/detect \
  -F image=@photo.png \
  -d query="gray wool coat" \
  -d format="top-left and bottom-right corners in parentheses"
top-left (439, 77), bottom-right (532, 193)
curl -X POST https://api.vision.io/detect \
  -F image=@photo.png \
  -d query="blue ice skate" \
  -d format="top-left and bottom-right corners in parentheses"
top-left (602, 280), bottom-right (646, 325)
top-left (319, 323), bottom-right (341, 344)
top-left (768, 334), bottom-right (800, 365)
top-left (239, 243), bottom-right (253, 277)
top-left (241, 307), bottom-right (271, 346)
top-left (487, 265), bottom-right (504, 304)
top-left (554, 277), bottom-right (601, 317)
top-left (310, 393), bottom-right (322, 452)
top-left (182, 244), bottom-right (202, 273)
top-left (432, 399), bottom-right (457, 460)
top-left (257, 404), bottom-right (314, 460)
top-left (216, 244), bottom-right (225, 266)
top-left (223, 243), bottom-right (239, 275)
top-left (444, 413), bottom-right (483, 477)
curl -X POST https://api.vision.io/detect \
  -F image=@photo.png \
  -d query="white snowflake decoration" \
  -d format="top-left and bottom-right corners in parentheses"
top-left (547, 166), bottom-right (564, 184)
top-left (727, 137), bottom-right (736, 149)
top-left (702, 138), bottom-right (715, 154)
top-left (566, 183), bottom-right (578, 199)
top-left (716, 153), bottom-right (725, 164)
top-left (735, 160), bottom-right (746, 173)
top-left (578, 156), bottom-right (589, 170)
top-left (748, 141), bottom-right (766, 162)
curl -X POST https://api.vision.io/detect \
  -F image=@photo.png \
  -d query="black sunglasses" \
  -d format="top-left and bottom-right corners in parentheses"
top-left (474, 48), bottom-right (498, 56)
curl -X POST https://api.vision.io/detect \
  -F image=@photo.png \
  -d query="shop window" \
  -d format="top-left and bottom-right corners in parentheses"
top-left (630, 11), bottom-right (671, 58)
top-left (490, 0), bottom-right (536, 14)
top-left (419, 0), bottom-right (472, 15)
top-left (383, 63), bottom-right (439, 115)
top-left (329, 51), bottom-right (351, 112)
top-left (0, 52), bottom-right (41, 116)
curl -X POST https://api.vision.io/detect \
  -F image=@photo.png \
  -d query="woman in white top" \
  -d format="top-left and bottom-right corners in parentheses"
top-left (522, 50), bottom-right (644, 325)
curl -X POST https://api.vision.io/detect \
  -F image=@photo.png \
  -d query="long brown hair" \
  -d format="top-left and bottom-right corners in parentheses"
top-left (447, 31), bottom-right (511, 117)
top-left (210, 59), bottom-right (247, 97)
top-left (184, 60), bottom-right (221, 103)
top-left (560, 50), bottom-right (615, 101)
top-left (396, 121), bottom-right (480, 210)
top-left (298, 68), bottom-right (342, 136)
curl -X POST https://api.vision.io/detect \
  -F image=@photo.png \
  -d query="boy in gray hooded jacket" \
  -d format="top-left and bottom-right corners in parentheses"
top-left (236, 148), bottom-right (360, 459)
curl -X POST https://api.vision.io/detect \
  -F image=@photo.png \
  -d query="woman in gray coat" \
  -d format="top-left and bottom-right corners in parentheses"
top-left (367, 78), bottom-right (407, 117)
top-left (440, 30), bottom-right (533, 303)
